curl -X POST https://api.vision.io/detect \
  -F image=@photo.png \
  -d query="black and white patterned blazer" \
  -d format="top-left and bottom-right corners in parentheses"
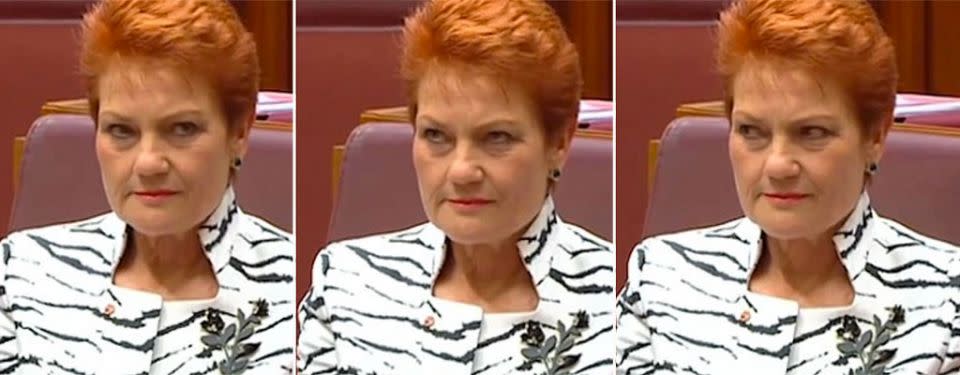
top-left (299, 197), bottom-right (615, 374)
top-left (0, 187), bottom-right (294, 374)
top-left (617, 193), bottom-right (960, 374)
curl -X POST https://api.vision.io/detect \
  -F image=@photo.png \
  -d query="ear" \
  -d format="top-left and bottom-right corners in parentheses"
top-left (867, 115), bottom-right (892, 164)
top-left (549, 118), bottom-right (578, 171)
top-left (230, 110), bottom-right (255, 160)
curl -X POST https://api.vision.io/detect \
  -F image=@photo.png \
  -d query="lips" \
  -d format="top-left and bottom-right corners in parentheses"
top-left (763, 192), bottom-right (808, 200)
top-left (133, 190), bottom-right (177, 197)
top-left (447, 198), bottom-right (493, 205)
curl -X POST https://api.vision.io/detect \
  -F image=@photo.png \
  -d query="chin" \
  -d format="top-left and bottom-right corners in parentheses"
top-left (439, 225), bottom-right (491, 245)
top-left (435, 220), bottom-right (502, 246)
top-left (121, 212), bottom-right (194, 238)
top-left (752, 214), bottom-right (821, 241)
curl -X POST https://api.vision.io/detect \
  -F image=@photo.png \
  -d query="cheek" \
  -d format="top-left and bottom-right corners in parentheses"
top-left (191, 145), bottom-right (231, 179)
top-left (412, 142), bottom-right (442, 192)
top-left (171, 138), bottom-right (232, 187)
top-left (95, 137), bottom-right (131, 184)
top-left (815, 148), bottom-right (866, 192)
top-left (496, 149), bottom-right (549, 196)
top-left (728, 142), bottom-right (760, 186)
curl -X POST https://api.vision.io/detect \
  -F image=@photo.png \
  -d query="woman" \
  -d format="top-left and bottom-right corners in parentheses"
top-left (617, 0), bottom-right (960, 373)
top-left (298, 0), bottom-right (614, 373)
top-left (0, 0), bottom-right (294, 373)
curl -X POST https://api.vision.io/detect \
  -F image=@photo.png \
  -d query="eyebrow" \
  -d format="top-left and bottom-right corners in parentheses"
top-left (415, 114), bottom-right (520, 129)
top-left (731, 111), bottom-right (838, 126)
top-left (98, 109), bottom-right (204, 123)
top-left (415, 114), bottom-right (447, 128)
top-left (790, 114), bottom-right (838, 125)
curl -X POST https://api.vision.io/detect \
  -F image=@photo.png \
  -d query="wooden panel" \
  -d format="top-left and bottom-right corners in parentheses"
top-left (928, 1), bottom-right (960, 96)
top-left (12, 137), bottom-right (24, 195)
top-left (563, 0), bottom-right (613, 99)
top-left (239, 0), bottom-right (292, 91)
top-left (875, 0), bottom-right (928, 93)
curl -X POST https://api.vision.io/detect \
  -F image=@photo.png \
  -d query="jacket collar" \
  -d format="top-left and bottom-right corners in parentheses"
top-left (103, 186), bottom-right (241, 275)
top-left (420, 196), bottom-right (561, 288)
top-left (736, 191), bottom-right (876, 283)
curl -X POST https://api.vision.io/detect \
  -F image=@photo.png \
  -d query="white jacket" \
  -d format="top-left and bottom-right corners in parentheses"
top-left (0, 188), bottom-right (295, 374)
top-left (299, 197), bottom-right (615, 374)
top-left (617, 193), bottom-right (960, 374)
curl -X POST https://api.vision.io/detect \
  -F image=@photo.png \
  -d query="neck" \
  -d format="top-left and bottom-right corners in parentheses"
top-left (433, 235), bottom-right (539, 312)
top-left (444, 239), bottom-right (529, 299)
top-left (114, 229), bottom-right (215, 298)
top-left (762, 234), bottom-right (845, 291)
top-left (749, 231), bottom-right (854, 307)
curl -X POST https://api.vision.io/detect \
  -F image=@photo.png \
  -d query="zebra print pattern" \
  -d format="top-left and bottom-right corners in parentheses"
top-left (0, 188), bottom-right (295, 374)
top-left (617, 193), bottom-right (960, 374)
top-left (299, 197), bottom-right (615, 374)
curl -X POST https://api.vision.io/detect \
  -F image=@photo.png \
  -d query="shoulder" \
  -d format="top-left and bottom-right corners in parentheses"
top-left (630, 217), bottom-right (752, 262)
top-left (624, 218), bottom-right (754, 286)
top-left (2, 213), bottom-right (117, 259)
top-left (0, 213), bottom-right (117, 296)
top-left (235, 210), bottom-right (293, 256)
top-left (320, 222), bottom-right (435, 260)
top-left (871, 215), bottom-right (960, 278)
top-left (308, 223), bottom-right (437, 305)
top-left (553, 220), bottom-right (612, 268)
top-left (309, 222), bottom-right (437, 280)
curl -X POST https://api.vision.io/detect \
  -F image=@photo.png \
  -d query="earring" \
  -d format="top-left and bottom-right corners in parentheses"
top-left (549, 169), bottom-right (561, 181)
top-left (232, 157), bottom-right (243, 170)
top-left (866, 162), bottom-right (878, 176)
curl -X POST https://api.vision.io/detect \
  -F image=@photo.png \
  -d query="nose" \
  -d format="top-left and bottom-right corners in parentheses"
top-left (447, 142), bottom-right (483, 185)
top-left (763, 136), bottom-right (800, 180)
top-left (132, 134), bottom-right (170, 177)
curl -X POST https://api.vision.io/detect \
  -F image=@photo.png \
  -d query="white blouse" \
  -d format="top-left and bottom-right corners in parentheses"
top-left (299, 197), bottom-right (615, 374)
top-left (0, 188), bottom-right (295, 374)
top-left (617, 193), bottom-right (960, 374)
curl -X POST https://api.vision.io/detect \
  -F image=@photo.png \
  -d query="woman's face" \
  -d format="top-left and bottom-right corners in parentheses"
top-left (729, 60), bottom-right (886, 241)
top-left (95, 61), bottom-right (249, 237)
top-left (413, 67), bottom-right (571, 247)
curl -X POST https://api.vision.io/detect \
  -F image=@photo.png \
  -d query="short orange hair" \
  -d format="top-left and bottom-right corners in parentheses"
top-left (401, 0), bottom-right (582, 142)
top-left (717, 0), bottom-right (897, 135)
top-left (80, 0), bottom-right (259, 133)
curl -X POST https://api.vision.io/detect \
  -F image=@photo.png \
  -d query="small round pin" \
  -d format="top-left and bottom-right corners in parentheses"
top-left (104, 304), bottom-right (116, 317)
top-left (423, 315), bottom-right (435, 328)
top-left (739, 310), bottom-right (751, 323)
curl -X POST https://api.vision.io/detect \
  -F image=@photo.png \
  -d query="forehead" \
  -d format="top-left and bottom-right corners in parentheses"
top-left (97, 59), bottom-right (216, 113)
top-left (732, 59), bottom-right (852, 119)
top-left (415, 66), bottom-right (536, 123)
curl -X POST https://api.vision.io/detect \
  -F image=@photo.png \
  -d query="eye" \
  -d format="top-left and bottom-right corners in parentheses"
top-left (736, 124), bottom-right (765, 139)
top-left (486, 131), bottom-right (514, 144)
top-left (105, 123), bottom-right (136, 139)
top-left (421, 127), bottom-right (449, 144)
top-left (172, 121), bottom-right (200, 137)
top-left (800, 126), bottom-right (831, 139)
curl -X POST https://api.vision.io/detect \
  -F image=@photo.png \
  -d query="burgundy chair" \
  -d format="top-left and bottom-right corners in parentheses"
top-left (10, 114), bottom-right (292, 233)
top-left (0, 1), bottom-right (95, 231)
top-left (615, 0), bottom-right (729, 288)
top-left (327, 122), bottom-right (612, 243)
top-left (644, 116), bottom-right (960, 246)
top-left (308, 122), bottom-right (611, 305)
top-left (295, 1), bottom-right (420, 273)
